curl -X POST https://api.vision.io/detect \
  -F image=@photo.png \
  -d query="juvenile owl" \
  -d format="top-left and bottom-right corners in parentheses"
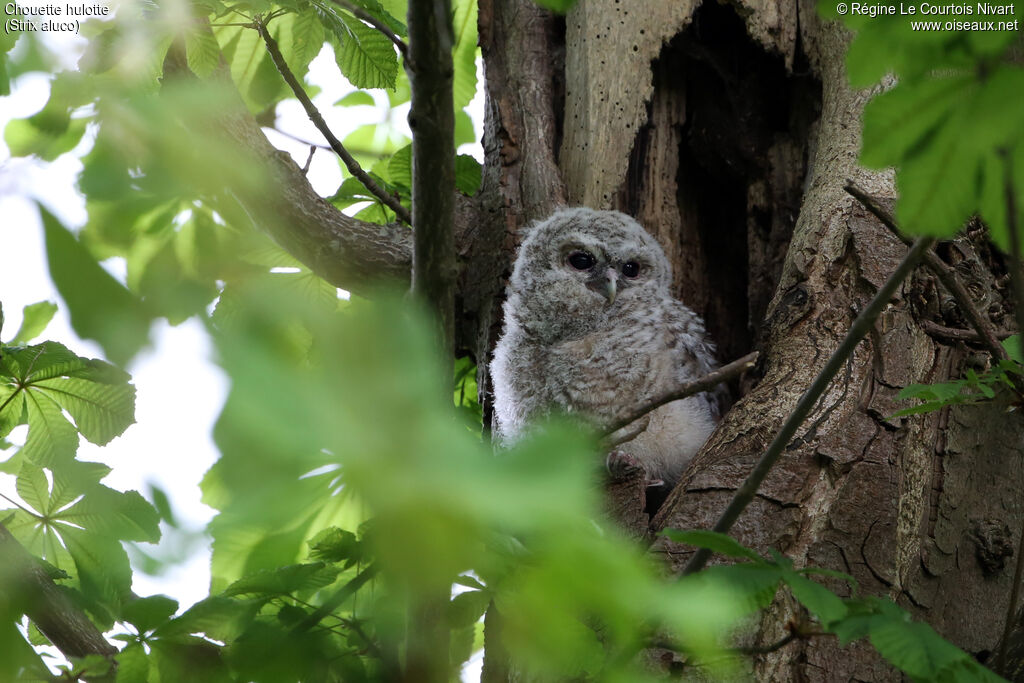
top-left (490, 207), bottom-right (719, 487)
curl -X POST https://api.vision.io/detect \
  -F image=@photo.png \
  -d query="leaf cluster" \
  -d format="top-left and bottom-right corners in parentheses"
top-left (665, 531), bottom-right (1004, 682)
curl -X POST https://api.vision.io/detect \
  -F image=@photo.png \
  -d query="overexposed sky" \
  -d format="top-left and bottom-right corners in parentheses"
top-left (1, 21), bottom-right (484, 615)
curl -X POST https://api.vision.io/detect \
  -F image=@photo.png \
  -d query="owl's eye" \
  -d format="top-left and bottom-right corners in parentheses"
top-left (568, 251), bottom-right (596, 270)
top-left (622, 261), bottom-right (641, 278)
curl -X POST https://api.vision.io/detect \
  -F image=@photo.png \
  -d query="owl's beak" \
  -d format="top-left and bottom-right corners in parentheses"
top-left (602, 269), bottom-right (618, 305)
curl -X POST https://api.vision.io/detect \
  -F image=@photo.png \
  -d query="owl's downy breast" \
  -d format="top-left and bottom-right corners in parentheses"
top-left (551, 323), bottom-right (666, 422)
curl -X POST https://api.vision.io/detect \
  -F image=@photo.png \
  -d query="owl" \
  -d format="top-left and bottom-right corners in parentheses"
top-left (490, 207), bottom-right (719, 487)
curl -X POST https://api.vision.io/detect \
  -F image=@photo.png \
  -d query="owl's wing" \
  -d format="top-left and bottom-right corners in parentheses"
top-left (663, 300), bottom-right (726, 420)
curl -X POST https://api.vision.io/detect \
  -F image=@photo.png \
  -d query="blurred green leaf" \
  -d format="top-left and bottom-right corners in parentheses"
top-left (335, 90), bottom-right (376, 107)
top-left (662, 529), bottom-right (765, 562)
top-left (115, 643), bottom-right (150, 683)
top-left (121, 595), bottom-right (179, 633)
top-left (186, 29), bottom-right (221, 79)
top-left (531, 0), bottom-right (578, 11)
top-left (41, 207), bottom-right (151, 365)
top-left (9, 301), bottom-right (57, 344)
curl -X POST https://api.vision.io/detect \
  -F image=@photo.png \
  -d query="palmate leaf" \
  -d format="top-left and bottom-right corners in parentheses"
top-left (0, 341), bottom-right (136, 463)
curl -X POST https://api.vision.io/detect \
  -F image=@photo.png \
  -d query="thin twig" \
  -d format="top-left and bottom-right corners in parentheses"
top-left (301, 145), bottom-right (316, 175)
top-left (920, 320), bottom-right (1016, 343)
top-left (330, 0), bottom-right (409, 61)
top-left (682, 236), bottom-right (936, 576)
top-left (269, 127), bottom-right (392, 161)
top-left (845, 183), bottom-right (1008, 361)
top-left (602, 352), bottom-right (759, 438)
top-left (256, 19), bottom-right (412, 225)
top-left (996, 151), bottom-right (1024, 678)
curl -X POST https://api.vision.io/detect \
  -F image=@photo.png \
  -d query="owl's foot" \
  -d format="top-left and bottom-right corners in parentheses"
top-left (605, 451), bottom-right (664, 488)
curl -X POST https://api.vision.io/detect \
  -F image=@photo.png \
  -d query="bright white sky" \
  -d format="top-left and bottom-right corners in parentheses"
top-left (0, 21), bottom-right (484, 624)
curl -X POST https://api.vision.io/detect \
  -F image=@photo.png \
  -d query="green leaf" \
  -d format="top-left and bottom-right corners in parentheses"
top-left (41, 207), bottom-right (151, 365)
top-left (869, 617), bottom-right (966, 679)
top-left (223, 562), bottom-right (341, 598)
top-left (4, 116), bottom-right (87, 161)
top-left (387, 144), bottom-right (412, 190)
top-left (451, 0), bottom-right (478, 109)
top-left (186, 29), bottom-right (221, 79)
top-left (697, 563), bottom-right (783, 614)
top-left (308, 526), bottom-right (364, 563)
top-left (783, 572), bottom-right (848, 626)
top-left (21, 391), bottom-right (79, 466)
top-left (531, 0), bottom-right (578, 11)
top-left (456, 154), bottom-right (481, 196)
top-left (661, 529), bottom-right (765, 562)
top-left (16, 463), bottom-right (50, 514)
top-left (860, 75), bottom-right (969, 171)
top-left (115, 643), bottom-right (150, 683)
top-left (60, 487), bottom-right (161, 543)
top-left (1003, 335), bottom-right (1022, 364)
top-left (10, 301), bottom-right (57, 344)
top-left (31, 377), bottom-right (135, 445)
top-left (335, 90), bottom-right (375, 107)
top-left (449, 590), bottom-right (491, 628)
top-left (286, 9), bottom-right (326, 73)
top-left (155, 596), bottom-right (259, 642)
top-left (121, 595), bottom-right (179, 632)
top-left (320, 6), bottom-right (399, 89)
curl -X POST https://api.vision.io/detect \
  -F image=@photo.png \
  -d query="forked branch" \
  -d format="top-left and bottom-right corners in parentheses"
top-left (844, 183), bottom-right (1008, 361)
top-left (256, 18), bottom-right (413, 225)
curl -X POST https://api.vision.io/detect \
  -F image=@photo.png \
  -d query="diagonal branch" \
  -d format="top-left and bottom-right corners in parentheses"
top-left (256, 18), bottom-right (413, 225)
top-left (602, 351), bottom-right (759, 439)
top-left (844, 183), bottom-right (1008, 362)
top-left (0, 523), bottom-right (117, 677)
top-left (682, 235), bottom-right (936, 576)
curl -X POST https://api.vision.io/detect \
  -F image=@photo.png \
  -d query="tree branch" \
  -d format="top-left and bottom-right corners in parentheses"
top-left (602, 351), bottom-right (759, 440)
top-left (682, 236), bottom-right (936, 576)
top-left (256, 18), bottom-right (412, 225)
top-left (161, 42), bottom-right (417, 299)
top-left (330, 0), bottom-right (409, 61)
top-left (0, 523), bottom-right (117, 677)
top-left (920, 319), bottom-right (1016, 343)
top-left (844, 183), bottom-right (1009, 362)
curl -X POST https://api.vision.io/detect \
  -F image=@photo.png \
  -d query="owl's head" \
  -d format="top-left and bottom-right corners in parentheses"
top-left (505, 207), bottom-right (673, 340)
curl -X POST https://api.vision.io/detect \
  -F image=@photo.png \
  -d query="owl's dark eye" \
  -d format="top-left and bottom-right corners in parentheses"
top-left (622, 261), bottom-right (641, 278)
top-left (568, 251), bottom-right (596, 270)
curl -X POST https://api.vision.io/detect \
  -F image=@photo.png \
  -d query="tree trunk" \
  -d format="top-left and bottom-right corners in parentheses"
top-left (476, 0), bottom-right (1024, 679)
